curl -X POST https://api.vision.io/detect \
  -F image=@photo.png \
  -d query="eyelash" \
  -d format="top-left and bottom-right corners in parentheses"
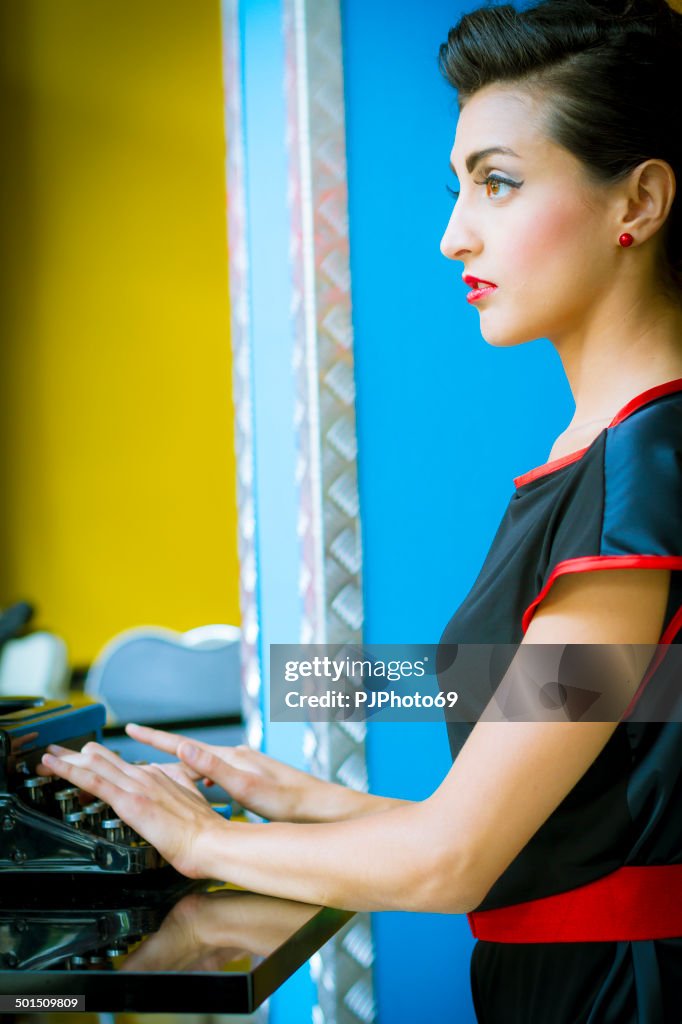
top-left (473, 173), bottom-right (520, 198)
top-left (446, 173), bottom-right (522, 202)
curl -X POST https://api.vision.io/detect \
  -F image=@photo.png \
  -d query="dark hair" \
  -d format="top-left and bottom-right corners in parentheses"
top-left (439, 0), bottom-right (682, 289)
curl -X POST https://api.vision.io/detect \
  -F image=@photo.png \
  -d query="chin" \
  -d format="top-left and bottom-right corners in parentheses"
top-left (478, 320), bottom-right (537, 348)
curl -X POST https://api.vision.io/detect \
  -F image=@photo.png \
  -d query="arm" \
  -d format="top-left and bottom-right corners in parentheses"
top-left (42, 568), bottom-right (670, 913)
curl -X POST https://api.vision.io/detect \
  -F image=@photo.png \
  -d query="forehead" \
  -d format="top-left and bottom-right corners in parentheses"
top-left (450, 85), bottom-right (549, 171)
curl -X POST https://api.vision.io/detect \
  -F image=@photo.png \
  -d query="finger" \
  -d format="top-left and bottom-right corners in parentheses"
top-left (41, 753), bottom-right (122, 807)
top-left (156, 761), bottom-right (202, 781)
top-left (52, 741), bottom-right (145, 781)
top-left (42, 745), bottom-right (140, 791)
top-left (177, 742), bottom-right (256, 799)
top-left (34, 742), bottom-right (74, 775)
top-left (125, 723), bottom-right (198, 757)
top-left (154, 762), bottom-right (204, 793)
top-left (47, 741), bottom-right (115, 763)
top-left (38, 742), bottom-right (136, 782)
top-left (35, 745), bottom-right (89, 776)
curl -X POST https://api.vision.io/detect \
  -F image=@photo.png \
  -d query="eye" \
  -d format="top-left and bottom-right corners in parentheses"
top-left (446, 184), bottom-right (460, 202)
top-left (475, 173), bottom-right (522, 201)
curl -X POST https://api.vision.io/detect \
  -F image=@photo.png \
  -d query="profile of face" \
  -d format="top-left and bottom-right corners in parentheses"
top-left (440, 85), bottom-right (622, 347)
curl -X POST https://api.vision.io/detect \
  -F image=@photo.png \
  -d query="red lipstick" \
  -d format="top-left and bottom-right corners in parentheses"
top-left (463, 274), bottom-right (498, 304)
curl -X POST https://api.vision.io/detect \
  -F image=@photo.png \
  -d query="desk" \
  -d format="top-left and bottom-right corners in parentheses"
top-left (0, 872), bottom-right (352, 1013)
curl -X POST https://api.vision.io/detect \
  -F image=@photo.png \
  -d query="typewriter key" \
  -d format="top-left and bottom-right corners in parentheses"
top-left (22, 776), bottom-right (50, 806)
top-left (86, 954), bottom-right (108, 968)
top-left (83, 800), bottom-right (106, 829)
top-left (105, 944), bottom-right (128, 958)
top-left (55, 786), bottom-right (80, 816)
top-left (122, 823), bottom-right (138, 842)
top-left (101, 817), bottom-right (125, 843)
top-left (65, 810), bottom-right (85, 830)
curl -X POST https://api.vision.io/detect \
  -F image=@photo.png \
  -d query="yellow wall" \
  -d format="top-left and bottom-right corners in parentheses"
top-left (0, 0), bottom-right (240, 666)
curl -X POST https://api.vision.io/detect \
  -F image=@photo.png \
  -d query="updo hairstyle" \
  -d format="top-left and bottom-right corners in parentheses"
top-left (439, 0), bottom-right (682, 290)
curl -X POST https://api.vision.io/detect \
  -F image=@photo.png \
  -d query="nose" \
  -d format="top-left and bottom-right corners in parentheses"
top-left (440, 201), bottom-right (481, 262)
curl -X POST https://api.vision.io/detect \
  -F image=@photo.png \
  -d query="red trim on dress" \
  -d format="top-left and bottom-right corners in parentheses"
top-left (513, 446), bottom-right (589, 489)
top-left (467, 864), bottom-right (682, 943)
top-left (514, 376), bottom-right (682, 489)
top-left (521, 555), bottom-right (682, 634)
top-left (621, 645), bottom-right (669, 719)
top-left (608, 376), bottom-right (682, 427)
top-left (620, 603), bottom-right (682, 718)
top-left (660, 603), bottom-right (682, 645)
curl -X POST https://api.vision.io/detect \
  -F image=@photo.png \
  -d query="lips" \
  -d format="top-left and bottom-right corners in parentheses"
top-left (462, 273), bottom-right (498, 305)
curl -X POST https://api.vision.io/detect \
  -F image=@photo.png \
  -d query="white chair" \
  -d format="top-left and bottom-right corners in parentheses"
top-left (85, 624), bottom-right (242, 725)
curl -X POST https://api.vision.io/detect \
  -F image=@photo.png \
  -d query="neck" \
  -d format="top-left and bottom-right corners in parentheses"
top-left (551, 282), bottom-right (682, 431)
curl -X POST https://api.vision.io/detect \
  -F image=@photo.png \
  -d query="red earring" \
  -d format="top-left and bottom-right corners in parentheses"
top-left (619, 232), bottom-right (634, 248)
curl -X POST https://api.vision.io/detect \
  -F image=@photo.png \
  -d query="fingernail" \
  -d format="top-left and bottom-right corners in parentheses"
top-left (182, 743), bottom-right (199, 760)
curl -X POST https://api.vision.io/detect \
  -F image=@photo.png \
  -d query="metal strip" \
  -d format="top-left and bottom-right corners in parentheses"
top-left (221, 0), bottom-right (263, 761)
top-left (284, 1), bottom-right (375, 1020)
top-left (222, 0), bottom-right (374, 1018)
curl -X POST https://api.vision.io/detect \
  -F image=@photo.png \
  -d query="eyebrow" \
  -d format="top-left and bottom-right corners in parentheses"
top-left (449, 146), bottom-right (522, 176)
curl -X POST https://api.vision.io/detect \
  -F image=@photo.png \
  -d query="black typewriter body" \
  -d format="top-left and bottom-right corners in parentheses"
top-left (0, 697), bottom-right (163, 874)
top-left (0, 873), bottom-right (196, 971)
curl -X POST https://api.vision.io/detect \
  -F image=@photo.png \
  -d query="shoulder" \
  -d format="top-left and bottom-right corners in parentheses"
top-left (522, 391), bottom-right (682, 631)
top-left (605, 389), bottom-right (682, 470)
top-left (602, 392), bottom-right (682, 558)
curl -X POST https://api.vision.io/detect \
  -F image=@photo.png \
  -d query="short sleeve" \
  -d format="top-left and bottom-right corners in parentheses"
top-left (601, 399), bottom-right (682, 559)
top-left (522, 397), bottom-right (682, 636)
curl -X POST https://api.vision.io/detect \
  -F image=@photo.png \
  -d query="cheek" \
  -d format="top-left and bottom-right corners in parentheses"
top-left (479, 199), bottom-right (605, 345)
top-left (507, 198), bottom-right (594, 290)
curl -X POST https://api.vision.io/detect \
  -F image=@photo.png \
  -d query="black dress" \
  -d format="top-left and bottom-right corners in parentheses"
top-left (438, 378), bottom-right (682, 1024)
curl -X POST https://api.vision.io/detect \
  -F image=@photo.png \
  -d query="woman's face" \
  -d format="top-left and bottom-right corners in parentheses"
top-left (441, 85), bottom-right (619, 347)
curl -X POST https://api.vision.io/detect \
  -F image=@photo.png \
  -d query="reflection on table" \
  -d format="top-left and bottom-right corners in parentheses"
top-left (0, 874), bottom-right (353, 1013)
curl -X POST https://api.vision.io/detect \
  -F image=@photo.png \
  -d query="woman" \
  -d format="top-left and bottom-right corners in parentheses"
top-left (41, 0), bottom-right (682, 1019)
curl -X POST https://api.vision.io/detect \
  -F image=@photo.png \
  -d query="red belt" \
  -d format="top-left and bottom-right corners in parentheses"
top-left (468, 865), bottom-right (682, 943)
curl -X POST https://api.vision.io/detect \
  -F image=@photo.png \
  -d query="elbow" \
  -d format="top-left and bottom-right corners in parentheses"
top-left (403, 837), bottom-right (489, 915)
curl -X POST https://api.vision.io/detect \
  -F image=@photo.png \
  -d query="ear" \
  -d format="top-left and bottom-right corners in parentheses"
top-left (620, 159), bottom-right (676, 243)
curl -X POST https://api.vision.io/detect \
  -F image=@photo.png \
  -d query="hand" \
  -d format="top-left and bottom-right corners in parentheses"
top-left (37, 744), bottom-right (208, 801)
top-left (124, 723), bottom-right (325, 822)
top-left (121, 890), bottom-right (316, 972)
top-left (40, 742), bottom-right (228, 879)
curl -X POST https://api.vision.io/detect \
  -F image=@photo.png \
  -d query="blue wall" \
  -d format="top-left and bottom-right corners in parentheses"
top-left (341, 0), bottom-right (571, 1021)
top-left (236, 0), bottom-right (575, 1020)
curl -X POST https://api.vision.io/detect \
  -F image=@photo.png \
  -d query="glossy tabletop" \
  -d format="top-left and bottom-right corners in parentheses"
top-left (0, 870), bottom-right (352, 1013)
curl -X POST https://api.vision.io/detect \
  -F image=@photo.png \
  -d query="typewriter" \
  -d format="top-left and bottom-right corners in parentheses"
top-left (0, 696), bottom-right (163, 874)
top-left (0, 873), bottom-right (198, 971)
